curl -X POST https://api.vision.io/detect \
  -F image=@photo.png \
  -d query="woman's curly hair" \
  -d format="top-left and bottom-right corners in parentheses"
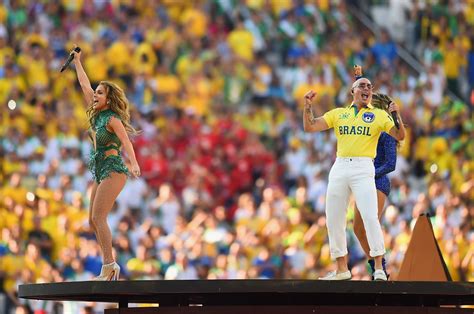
top-left (86, 81), bottom-right (139, 135)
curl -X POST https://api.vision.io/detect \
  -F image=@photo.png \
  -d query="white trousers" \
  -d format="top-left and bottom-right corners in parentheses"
top-left (325, 157), bottom-right (386, 259)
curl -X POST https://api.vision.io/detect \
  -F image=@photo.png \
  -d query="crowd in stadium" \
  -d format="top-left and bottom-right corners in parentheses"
top-left (0, 1), bottom-right (473, 313)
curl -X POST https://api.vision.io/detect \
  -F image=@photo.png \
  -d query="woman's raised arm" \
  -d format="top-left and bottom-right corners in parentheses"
top-left (72, 48), bottom-right (94, 106)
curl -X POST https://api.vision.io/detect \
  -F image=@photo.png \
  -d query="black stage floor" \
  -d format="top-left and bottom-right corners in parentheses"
top-left (19, 280), bottom-right (474, 313)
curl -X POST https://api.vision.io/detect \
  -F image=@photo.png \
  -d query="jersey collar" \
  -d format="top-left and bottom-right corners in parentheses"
top-left (349, 102), bottom-right (374, 109)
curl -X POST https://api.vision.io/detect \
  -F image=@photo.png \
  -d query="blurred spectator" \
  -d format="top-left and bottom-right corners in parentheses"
top-left (164, 251), bottom-right (198, 280)
top-left (27, 217), bottom-right (53, 261)
top-left (371, 29), bottom-right (398, 69)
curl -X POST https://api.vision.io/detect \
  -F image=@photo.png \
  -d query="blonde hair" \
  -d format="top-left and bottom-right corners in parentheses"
top-left (86, 81), bottom-right (139, 135)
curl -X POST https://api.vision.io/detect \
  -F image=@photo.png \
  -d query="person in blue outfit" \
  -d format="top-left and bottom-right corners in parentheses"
top-left (352, 65), bottom-right (397, 279)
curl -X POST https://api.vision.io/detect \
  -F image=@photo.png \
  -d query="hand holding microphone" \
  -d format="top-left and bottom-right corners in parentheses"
top-left (60, 46), bottom-right (81, 72)
top-left (388, 101), bottom-right (400, 129)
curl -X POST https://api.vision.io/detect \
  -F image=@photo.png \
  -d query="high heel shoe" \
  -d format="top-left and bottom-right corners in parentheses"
top-left (94, 262), bottom-right (120, 281)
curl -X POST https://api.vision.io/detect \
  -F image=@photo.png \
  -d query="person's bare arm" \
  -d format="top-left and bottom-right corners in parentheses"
top-left (387, 102), bottom-right (406, 141)
top-left (109, 117), bottom-right (140, 178)
top-left (303, 90), bottom-right (329, 132)
top-left (72, 48), bottom-right (94, 106)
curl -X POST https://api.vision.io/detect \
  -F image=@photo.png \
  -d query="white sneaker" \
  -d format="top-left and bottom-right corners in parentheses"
top-left (319, 270), bottom-right (352, 280)
top-left (373, 269), bottom-right (387, 281)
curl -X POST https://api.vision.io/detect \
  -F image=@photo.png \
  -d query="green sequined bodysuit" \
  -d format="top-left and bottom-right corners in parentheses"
top-left (88, 109), bottom-right (129, 183)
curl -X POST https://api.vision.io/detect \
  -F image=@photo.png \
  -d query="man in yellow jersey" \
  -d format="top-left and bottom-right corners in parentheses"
top-left (303, 76), bottom-right (406, 281)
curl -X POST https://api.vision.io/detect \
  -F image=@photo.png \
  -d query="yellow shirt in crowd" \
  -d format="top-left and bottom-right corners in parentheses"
top-left (85, 53), bottom-right (108, 83)
top-left (106, 41), bottom-right (130, 75)
top-left (0, 254), bottom-right (25, 292)
top-left (180, 7), bottom-right (207, 38)
top-left (323, 103), bottom-right (395, 158)
top-left (227, 29), bottom-right (254, 62)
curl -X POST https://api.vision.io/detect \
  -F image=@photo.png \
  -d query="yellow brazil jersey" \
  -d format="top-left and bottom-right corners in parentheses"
top-left (323, 103), bottom-right (394, 158)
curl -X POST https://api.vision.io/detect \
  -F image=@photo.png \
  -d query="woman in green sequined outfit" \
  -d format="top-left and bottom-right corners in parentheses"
top-left (72, 48), bottom-right (140, 281)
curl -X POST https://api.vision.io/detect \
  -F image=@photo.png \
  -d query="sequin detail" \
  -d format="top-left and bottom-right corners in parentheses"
top-left (87, 110), bottom-right (129, 183)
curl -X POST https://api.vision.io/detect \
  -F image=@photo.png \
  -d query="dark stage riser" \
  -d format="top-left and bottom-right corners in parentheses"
top-left (105, 306), bottom-right (473, 314)
top-left (18, 280), bottom-right (474, 314)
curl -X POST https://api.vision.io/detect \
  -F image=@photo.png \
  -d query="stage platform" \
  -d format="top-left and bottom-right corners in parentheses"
top-left (19, 280), bottom-right (474, 313)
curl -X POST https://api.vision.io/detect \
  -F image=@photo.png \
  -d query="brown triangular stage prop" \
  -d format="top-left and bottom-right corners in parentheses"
top-left (397, 213), bottom-right (452, 281)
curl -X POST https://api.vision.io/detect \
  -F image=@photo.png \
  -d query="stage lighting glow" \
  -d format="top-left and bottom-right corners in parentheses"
top-left (8, 99), bottom-right (16, 110)
top-left (26, 192), bottom-right (35, 202)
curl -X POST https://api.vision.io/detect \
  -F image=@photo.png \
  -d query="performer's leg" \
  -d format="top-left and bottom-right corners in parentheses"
top-left (325, 161), bottom-right (351, 267)
top-left (88, 182), bottom-right (99, 234)
top-left (351, 163), bottom-right (385, 268)
top-left (91, 172), bottom-right (127, 264)
top-left (353, 190), bottom-right (386, 257)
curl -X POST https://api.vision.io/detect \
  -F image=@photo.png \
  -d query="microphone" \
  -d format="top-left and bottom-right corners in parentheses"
top-left (391, 111), bottom-right (400, 129)
top-left (60, 47), bottom-right (81, 72)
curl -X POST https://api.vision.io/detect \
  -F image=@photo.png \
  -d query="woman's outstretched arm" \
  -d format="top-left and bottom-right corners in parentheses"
top-left (72, 48), bottom-right (94, 106)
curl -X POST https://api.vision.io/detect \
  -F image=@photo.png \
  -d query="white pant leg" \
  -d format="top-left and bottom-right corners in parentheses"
top-left (325, 160), bottom-right (351, 259)
top-left (350, 159), bottom-right (386, 257)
